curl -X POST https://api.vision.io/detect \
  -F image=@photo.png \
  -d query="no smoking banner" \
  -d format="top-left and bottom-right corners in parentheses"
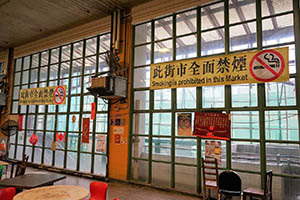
top-left (54, 86), bottom-right (66, 105)
top-left (249, 48), bottom-right (288, 82)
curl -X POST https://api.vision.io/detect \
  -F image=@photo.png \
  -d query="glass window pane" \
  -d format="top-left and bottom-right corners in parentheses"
top-left (18, 131), bottom-right (25, 145)
top-left (73, 41), bottom-right (83, 59)
top-left (71, 77), bottom-right (81, 94)
top-left (35, 132), bottom-right (43, 147)
top-left (27, 115), bottom-right (35, 130)
top-left (8, 144), bottom-right (15, 159)
top-left (176, 10), bottom-right (197, 36)
top-left (135, 22), bottom-right (151, 45)
top-left (15, 58), bottom-right (22, 72)
top-left (98, 55), bottom-right (109, 73)
top-left (201, 2), bottom-right (224, 30)
top-left (134, 91), bottom-right (149, 110)
top-left (12, 101), bottom-right (19, 113)
top-left (72, 59), bottom-right (82, 76)
top-left (57, 115), bottom-right (67, 132)
top-left (230, 22), bottom-right (257, 51)
top-left (229, 0), bottom-right (256, 24)
top-left (177, 87), bottom-right (196, 109)
top-left (67, 151), bottom-right (77, 170)
top-left (23, 56), bottom-right (30, 70)
top-left (97, 98), bottom-right (108, 111)
top-left (175, 138), bottom-right (197, 164)
top-left (231, 111), bottom-right (260, 139)
top-left (48, 104), bottom-right (56, 113)
top-left (176, 35), bottom-right (197, 59)
top-left (134, 67), bottom-right (150, 88)
top-left (40, 66), bottom-right (48, 82)
top-left (46, 115), bottom-right (55, 131)
top-left (152, 138), bottom-right (171, 161)
top-left (132, 136), bottom-right (148, 159)
top-left (45, 132), bottom-right (54, 148)
top-left (86, 37), bottom-right (97, 56)
top-left (36, 115), bottom-right (44, 130)
top-left (100, 34), bottom-right (110, 53)
top-left (16, 146), bottom-right (23, 160)
top-left (68, 133), bottom-right (79, 150)
top-left (44, 149), bottom-right (53, 166)
top-left (286, 44), bottom-right (296, 74)
top-left (80, 153), bottom-right (91, 172)
top-left (96, 114), bottom-right (108, 133)
top-left (133, 113), bottom-right (149, 135)
top-left (152, 162), bottom-right (171, 187)
top-left (22, 71), bottom-right (29, 84)
top-left (153, 113), bottom-right (171, 136)
top-left (55, 150), bottom-right (64, 168)
top-left (49, 64), bottom-right (58, 80)
top-left (155, 17), bottom-right (172, 40)
top-left (265, 78), bottom-right (296, 106)
top-left (175, 166), bottom-right (197, 193)
top-left (51, 48), bottom-right (59, 64)
top-left (154, 89), bottom-right (171, 109)
top-left (201, 29), bottom-right (225, 56)
top-left (60, 62), bottom-right (70, 78)
top-left (83, 76), bottom-right (92, 93)
top-left (13, 86), bottom-right (20, 100)
top-left (262, 0), bottom-right (293, 17)
top-left (14, 72), bottom-right (21, 85)
top-left (83, 95), bottom-right (94, 112)
top-left (266, 143), bottom-right (300, 176)
top-left (62, 45), bottom-right (71, 62)
top-left (30, 69), bottom-right (38, 83)
top-left (232, 84), bottom-right (257, 107)
top-left (94, 155), bottom-right (106, 176)
top-left (262, 14), bottom-right (294, 46)
top-left (31, 53), bottom-right (40, 68)
top-left (85, 56), bottom-right (96, 75)
top-left (134, 45), bottom-right (151, 67)
top-left (202, 85), bottom-right (224, 108)
top-left (70, 96), bottom-right (80, 112)
top-left (154, 40), bottom-right (173, 64)
top-left (41, 51), bottom-right (49, 66)
top-left (265, 110), bottom-right (299, 141)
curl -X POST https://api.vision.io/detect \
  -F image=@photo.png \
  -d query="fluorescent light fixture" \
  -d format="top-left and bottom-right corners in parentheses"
top-left (158, 48), bottom-right (170, 53)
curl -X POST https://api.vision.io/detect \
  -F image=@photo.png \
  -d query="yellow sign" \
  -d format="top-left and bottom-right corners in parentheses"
top-left (19, 85), bottom-right (67, 105)
top-left (150, 47), bottom-right (289, 90)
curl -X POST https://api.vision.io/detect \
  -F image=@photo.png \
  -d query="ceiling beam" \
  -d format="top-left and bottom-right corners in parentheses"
top-left (157, 19), bottom-right (187, 52)
top-left (266, 0), bottom-right (278, 31)
top-left (231, 0), bottom-right (252, 35)
top-left (203, 7), bottom-right (224, 40)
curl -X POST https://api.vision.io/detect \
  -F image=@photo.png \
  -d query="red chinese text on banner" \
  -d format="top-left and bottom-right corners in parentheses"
top-left (82, 118), bottom-right (90, 143)
top-left (193, 112), bottom-right (231, 140)
top-left (56, 132), bottom-right (66, 142)
top-left (91, 102), bottom-right (96, 120)
top-left (19, 115), bottom-right (24, 131)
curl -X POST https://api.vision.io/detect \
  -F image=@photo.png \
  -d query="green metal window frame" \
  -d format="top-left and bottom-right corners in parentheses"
top-left (9, 32), bottom-right (111, 178)
top-left (129, 0), bottom-right (300, 195)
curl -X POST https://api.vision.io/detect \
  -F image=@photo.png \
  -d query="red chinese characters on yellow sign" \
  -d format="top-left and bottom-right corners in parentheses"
top-left (193, 112), bottom-right (231, 140)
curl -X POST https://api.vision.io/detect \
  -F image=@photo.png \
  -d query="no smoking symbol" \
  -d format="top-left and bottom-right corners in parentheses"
top-left (250, 49), bottom-right (285, 82)
top-left (54, 86), bottom-right (66, 105)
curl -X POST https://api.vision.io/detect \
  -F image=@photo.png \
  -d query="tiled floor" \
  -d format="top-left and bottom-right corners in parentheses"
top-left (5, 167), bottom-right (201, 200)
